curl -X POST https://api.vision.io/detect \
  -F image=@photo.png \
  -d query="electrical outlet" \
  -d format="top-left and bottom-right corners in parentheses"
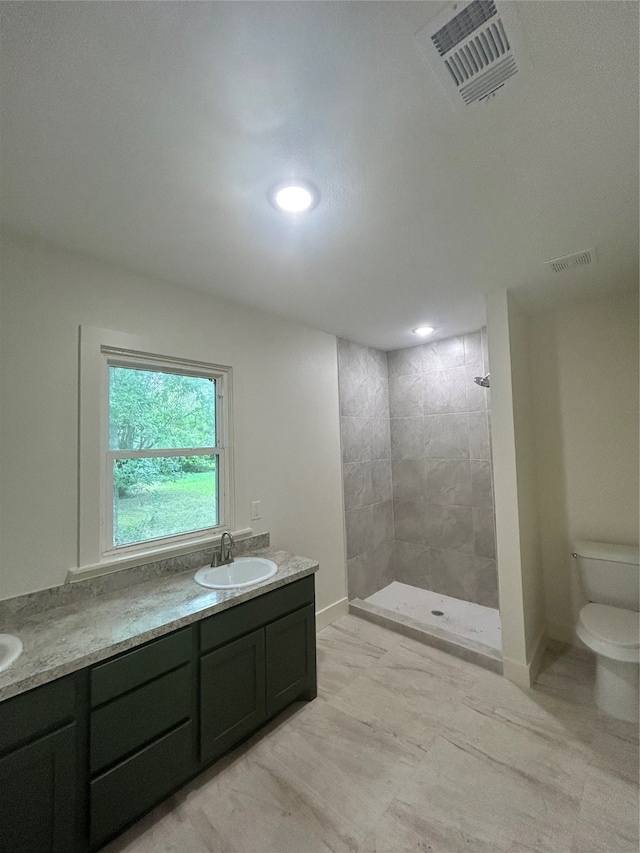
top-left (251, 501), bottom-right (261, 521)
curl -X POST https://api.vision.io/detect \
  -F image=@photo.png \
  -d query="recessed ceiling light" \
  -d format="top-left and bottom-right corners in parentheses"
top-left (270, 182), bottom-right (319, 214)
top-left (413, 326), bottom-right (434, 337)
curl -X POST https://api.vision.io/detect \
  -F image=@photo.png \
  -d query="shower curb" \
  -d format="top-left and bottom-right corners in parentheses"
top-left (349, 598), bottom-right (503, 674)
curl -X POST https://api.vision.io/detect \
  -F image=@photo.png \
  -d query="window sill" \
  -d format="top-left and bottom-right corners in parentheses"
top-left (66, 527), bottom-right (254, 584)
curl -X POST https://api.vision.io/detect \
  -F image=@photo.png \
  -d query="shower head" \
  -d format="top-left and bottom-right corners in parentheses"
top-left (473, 373), bottom-right (490, 388)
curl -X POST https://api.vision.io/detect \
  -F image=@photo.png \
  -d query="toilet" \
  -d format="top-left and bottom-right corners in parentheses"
top-left (573, 540), bottom-right (640, 723)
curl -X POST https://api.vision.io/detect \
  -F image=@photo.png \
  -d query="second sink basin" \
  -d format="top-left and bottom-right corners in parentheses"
top-left (0, 634), bottom-right (23, 673)
top-left (194, 557), bottom-right (277, 590)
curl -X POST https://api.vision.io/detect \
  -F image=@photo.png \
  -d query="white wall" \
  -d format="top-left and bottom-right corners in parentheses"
top-left (0, 230), bottom-right (347, 616)
top-left (528, 291), bottom-right (639, 644)
top-left (487, 289), bottom-right (546, 687)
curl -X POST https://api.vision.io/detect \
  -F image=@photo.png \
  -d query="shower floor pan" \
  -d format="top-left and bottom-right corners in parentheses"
top-left (350, 582), bottom-right (502, 673)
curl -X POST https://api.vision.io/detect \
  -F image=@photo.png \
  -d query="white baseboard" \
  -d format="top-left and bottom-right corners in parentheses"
top-left (501, 656), bottom-right (532, 688)
top-left (316, 597), bottom-right (349, 631)
top-left (502, 627), bottom-right (548, 688)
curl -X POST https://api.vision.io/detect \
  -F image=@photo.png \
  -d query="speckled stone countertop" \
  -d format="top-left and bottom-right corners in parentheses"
top-left (0, 547), bottom-right (318, 703)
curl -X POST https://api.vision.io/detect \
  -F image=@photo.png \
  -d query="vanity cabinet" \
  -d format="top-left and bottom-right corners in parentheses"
top-left (88, 627), bottom-right (197, 849)
top-left (0, 572), bottom-right (317, 853)
top-left (199, 575), bottom-right (316, 763)
top-left (0, 676), bottom-right (79, 853)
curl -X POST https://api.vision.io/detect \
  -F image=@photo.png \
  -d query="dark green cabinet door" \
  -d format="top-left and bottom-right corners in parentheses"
top-left (0, 723), bottom-right (77, 853)
top-left (200, 629), bottom-right (266, 763)
top-left (266, 604), bottom-right (316, 717)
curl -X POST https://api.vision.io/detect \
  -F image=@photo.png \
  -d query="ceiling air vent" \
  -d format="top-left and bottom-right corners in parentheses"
top-left (414, 0), bottom-right (530, 109)
top-left (544, 248), bottom-right (596, 274)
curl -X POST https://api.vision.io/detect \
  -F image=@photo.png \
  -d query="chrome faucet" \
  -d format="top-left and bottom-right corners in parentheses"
top-left (211, 531), bottom-right (235, 567)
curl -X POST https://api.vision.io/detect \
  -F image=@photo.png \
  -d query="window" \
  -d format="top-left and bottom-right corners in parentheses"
top-left (78, 327), bottom-right (233, 571)
top-left (108, 361), bottom-right (222, 550)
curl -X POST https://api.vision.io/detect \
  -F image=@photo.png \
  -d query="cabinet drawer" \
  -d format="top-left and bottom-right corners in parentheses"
top-left (90, 627), bottom-right (192, 707)
top-left (0, 676), bottom-right (76, 756)
top-left (200, 575), bottom-right (314, 653)
top-left (90, 664), bottom-right (192, 774)
top-left (90, 720), bottom-right (194, 848)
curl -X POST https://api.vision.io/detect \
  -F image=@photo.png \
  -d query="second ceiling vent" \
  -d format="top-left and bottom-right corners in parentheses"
top-left (544, 248), bottom-right (596, 274)
top-left (415, 0), bottom-right (531, 109)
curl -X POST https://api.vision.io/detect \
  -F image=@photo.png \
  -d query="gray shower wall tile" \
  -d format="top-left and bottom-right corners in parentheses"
top-left (392, 458), bottom-right (426, 503)
top-left (341, 417), bottom-right (372, 464)
top-left (468, 411), bottom-right (490, 460)
top-left (394, 540), bottom-right (430, 590)
top-left (422, 336), bottom-right (465, 371)
top-left (347, 541), bottom-right (395, 600)
top-left (378, 540), bottom-right (396, 585)
top-left (424, 459), bottom-right (472, 507)
top-left (473, 507), bottom-right (496, 559)
top-left (464, 331), bottom-right (483, 365)
top-left (423, 366), bottom-right (467, 415)
top-left (390, 417), bottom-right (424, 459)
top-left (339, 371), bottom-right (370, 417)
top-left (345, 505), bottom-right (374, 560)
top-left (393, 498), bottom-right (427, 545)
top-left (429, 549), bottom-right (475, 602)
top-left (337, 338), bottom-right (370, 376)
top-left (371, 459), bottom-right (393, 503)
top-left (343, 462), bottom-right (373, 511)
top-left (370, 417), bottom-right (391, 461)
top-left (367, 347), bottom-right (388, 379)
top-left (473, 557), bottom-right (499, 608)
top-left (425, 504), bottom-right (475, 555)
top-left (368, 376), bottom-right (389, 418)
top-left (371, 541), bottom-right (396, 592)
top-left (465, 363), bottom-right (488, 412)
top-left (387, 345), bottom-right (422, 377)
top-left (372, 500), bottom-right (394, 549)
top-left (346, 552), bottom-right (371, 601)
top-left (424, 413), bottom-right (470, 459)
top-left (470, 460), bottom-right (493, 509)
top-left (389, 374), bottom-right (423, 417)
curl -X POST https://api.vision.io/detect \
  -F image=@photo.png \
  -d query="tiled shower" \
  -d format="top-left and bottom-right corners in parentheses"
top-left (338, 330), bottom-right (499, 651)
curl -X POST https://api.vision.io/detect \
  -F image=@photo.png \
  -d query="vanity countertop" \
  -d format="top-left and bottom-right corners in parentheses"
top-left (0, 547), bottom-right (318, 702)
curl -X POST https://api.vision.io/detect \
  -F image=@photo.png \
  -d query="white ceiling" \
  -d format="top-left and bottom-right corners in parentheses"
top-left (1, 1), bottom-right (638, 351)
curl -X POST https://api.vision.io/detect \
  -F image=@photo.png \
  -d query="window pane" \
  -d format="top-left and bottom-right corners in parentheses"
top-left (113, 456), bottom-right (218, 547)
top-left (109, 367), bottom-right (216, 450)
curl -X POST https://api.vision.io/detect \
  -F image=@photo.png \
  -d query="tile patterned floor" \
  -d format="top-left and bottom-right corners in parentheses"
top-left (104, 616), bottom-right (639, 853)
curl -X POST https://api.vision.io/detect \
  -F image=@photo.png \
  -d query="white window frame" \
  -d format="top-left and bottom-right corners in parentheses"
top-left (78, 326), bottom-right (234, 575)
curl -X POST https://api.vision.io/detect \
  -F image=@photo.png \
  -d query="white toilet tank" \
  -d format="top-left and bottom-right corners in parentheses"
top-left (574, 540), bottom-right (640, 611)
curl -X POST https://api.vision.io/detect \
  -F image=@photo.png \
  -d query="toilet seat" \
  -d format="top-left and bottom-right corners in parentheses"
top-left (577, 603), bottom-right (640, 663)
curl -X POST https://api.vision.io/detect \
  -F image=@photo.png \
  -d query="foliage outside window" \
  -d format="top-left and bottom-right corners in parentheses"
top-left (107, 360), bottom-right (225, 551)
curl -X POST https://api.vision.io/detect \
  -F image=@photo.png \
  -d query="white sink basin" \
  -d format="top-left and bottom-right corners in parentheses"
top-left (194, 557), bottom-right (278, 590)
top-left (0, 634), bottom-right (23, 673)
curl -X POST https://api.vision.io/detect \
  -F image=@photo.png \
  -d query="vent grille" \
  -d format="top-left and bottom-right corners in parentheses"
top-left (459, 55), bottom-right (517, 104)
top-left (415, 1), bottom-right (529, 109)
top-left (444, 20), bottom-right (510, 85)
top-left (544, 248), bottom-right (596, 273)
top-left (432, 0), bottom-right (497, 57)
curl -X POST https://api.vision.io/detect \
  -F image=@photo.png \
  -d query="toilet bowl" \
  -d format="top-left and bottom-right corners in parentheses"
top-left (573, 541), bottom-right (640, 723)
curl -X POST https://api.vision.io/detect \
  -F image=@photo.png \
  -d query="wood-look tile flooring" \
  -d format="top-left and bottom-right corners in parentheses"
top-left (105, 616), bottom-right (639, 853)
